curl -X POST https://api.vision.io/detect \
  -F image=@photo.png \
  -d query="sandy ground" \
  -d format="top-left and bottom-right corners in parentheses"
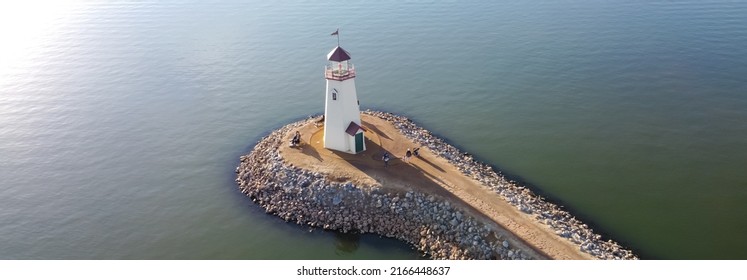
top-left (279, 114), bottom-right (593, 260)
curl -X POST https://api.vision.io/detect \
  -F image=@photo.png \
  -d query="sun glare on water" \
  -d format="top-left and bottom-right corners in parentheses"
top-left (0, 0), bottom-right (82, 83)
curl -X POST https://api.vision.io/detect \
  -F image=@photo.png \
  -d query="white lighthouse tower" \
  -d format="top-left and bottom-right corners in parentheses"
top-left (323, 44), bottom-right (366, 154)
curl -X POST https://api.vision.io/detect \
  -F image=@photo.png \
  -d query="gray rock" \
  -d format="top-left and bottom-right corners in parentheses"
top-left (332, 195), bottom-right (342, 206)
top-left (450, 218), bottom-right (458, 227)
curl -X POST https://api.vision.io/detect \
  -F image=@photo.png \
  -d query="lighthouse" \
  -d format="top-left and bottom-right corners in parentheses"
top-left (323, 44), bottom-right (365, 154)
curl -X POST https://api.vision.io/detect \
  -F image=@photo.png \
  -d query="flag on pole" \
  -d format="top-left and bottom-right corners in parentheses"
top-left (331, 29), bottom-right (339, 36)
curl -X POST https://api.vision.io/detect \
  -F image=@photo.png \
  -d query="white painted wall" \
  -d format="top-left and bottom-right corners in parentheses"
top-left (324, 77), bottom-right (364, 154)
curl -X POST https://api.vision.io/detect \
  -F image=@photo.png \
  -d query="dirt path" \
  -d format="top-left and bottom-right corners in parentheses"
top-left (280, 115), bottom-right (593, 260)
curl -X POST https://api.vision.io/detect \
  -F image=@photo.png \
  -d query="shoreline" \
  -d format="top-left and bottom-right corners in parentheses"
top-left (235, 110), bottom-right (637, 260)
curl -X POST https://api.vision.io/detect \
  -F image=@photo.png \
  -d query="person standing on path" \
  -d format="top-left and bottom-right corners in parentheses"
top-left (404, 148), bottom-right (412, 163)
top-left (382, 152), bottom-right (390, 168)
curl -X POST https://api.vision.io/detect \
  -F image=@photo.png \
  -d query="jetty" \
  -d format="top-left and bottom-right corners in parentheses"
top-left (235, 110), bottom-right (637, 260)
top-left (235, 38), bottom-right (636, 260)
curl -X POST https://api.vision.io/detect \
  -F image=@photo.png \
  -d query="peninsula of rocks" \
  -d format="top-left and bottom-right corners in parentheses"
top-left (235, 110), bottom-right (637, 260)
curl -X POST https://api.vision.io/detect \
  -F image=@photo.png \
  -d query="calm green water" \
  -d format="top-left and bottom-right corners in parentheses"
top-left (1, 0), bottom-right (746, 259)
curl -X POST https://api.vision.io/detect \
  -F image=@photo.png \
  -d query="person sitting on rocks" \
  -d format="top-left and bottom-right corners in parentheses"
top-left (290, 131), bottom-right (301, 147)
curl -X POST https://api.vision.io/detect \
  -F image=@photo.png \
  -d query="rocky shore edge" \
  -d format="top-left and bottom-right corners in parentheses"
top-left (235, 110), bottom-right (638, 260)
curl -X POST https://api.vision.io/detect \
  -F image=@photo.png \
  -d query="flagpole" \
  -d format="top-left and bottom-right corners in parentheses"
top-left (331, 28), bottom-right (340, 46)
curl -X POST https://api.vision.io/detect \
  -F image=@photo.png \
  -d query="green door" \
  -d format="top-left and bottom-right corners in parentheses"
top-left (355, 132), bottom-right (364, 153)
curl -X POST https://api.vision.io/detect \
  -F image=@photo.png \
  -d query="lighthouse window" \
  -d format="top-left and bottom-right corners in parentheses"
top-left (332, 92), bottom-right (337, 100)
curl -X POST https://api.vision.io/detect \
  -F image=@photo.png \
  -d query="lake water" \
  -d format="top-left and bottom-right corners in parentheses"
top-left (1, 0), bottom-right (746, 259)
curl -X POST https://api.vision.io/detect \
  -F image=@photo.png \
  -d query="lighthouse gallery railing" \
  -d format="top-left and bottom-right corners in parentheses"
top-left (325, 64), bottom-right (356, 81)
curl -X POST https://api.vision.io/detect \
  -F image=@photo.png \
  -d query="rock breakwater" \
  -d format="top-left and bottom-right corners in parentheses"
top-left (235, 112), bottom-right (637, 260)
top-left (363, 110), bottom-right (637, 260)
